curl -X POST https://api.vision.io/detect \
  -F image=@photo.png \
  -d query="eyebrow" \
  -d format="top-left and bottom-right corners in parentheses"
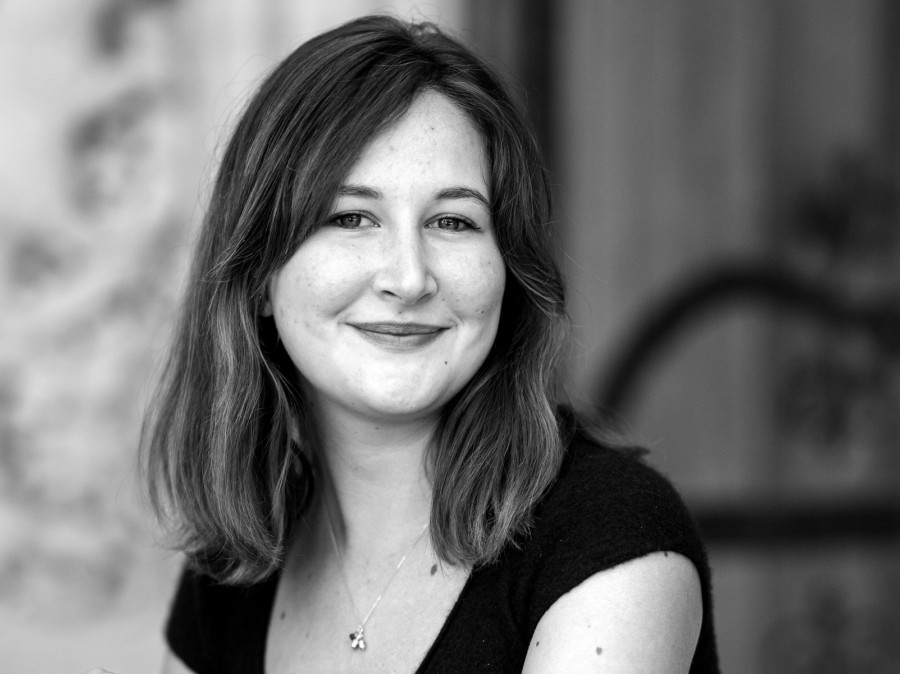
top-left (435, 187), bottom-right (490, 211)
top-left (335, 184), bottom-right (381, 200)
top-left (336, 184), bottom-right (490, 210)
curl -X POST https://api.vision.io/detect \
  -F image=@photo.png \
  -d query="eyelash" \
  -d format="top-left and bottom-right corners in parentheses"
top-left (326, 212), bottom-right (479, 232)
top-left (328, 212), bottom-right (374, 229)
top-left (430, 215), bottom-right (478, 231)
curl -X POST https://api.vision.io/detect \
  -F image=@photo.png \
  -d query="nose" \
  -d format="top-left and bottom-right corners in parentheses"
top-left (373, 227), bottom-right (437, 305)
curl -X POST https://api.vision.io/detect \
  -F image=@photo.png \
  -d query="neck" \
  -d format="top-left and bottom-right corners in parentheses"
top-left (308, 399), bottom-right (437, 555)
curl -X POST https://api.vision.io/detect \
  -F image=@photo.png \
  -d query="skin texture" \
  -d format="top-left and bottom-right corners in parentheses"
top-left (522, 551), bottom-right (703, 673)
top-left (264, 90), bottom-right (505, 433)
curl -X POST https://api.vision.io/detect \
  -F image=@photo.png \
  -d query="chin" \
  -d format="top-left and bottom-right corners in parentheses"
top-left (352, 387), bottom-right (452, 423)
top-left (363, 399), bottom-right (444, 422)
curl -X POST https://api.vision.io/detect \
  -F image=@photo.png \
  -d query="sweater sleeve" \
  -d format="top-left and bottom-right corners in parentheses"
top-left (165, 566), bottom-right (275, 674)
top-left (518, 434), bottom-right (716, 653)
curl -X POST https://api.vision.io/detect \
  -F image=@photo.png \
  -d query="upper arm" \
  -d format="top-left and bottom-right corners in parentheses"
top-left (521, 551), bottom-right (703, 673)
top-left (161, 649), bottom-right (198, 674)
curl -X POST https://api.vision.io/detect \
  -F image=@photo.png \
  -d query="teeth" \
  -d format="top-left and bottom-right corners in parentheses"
top-left (357, 324), bottom-right (441, 335)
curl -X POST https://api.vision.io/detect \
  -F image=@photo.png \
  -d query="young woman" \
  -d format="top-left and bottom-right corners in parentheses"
top-left (143, 15), bottom-right (719, 673)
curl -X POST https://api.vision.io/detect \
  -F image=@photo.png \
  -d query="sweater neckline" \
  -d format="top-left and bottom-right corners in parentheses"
top-left (258, 560), bottom-right (480, 672)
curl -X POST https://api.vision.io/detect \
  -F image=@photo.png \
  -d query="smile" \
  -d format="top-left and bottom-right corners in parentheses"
top-left (349, 322), bottom-right (448, 349)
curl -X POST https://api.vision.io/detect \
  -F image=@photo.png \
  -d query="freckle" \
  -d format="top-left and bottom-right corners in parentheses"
top-left (596, 647), bottom-right (603, 655)
top-left (664, 551), bottom-right (669, 557)
top-left (280, 611), bottom-right (286, 621)
top-left (430, 564), bottom-right (438, 576)
top-left (535, 641), bottom-right (540, 647)
top-left (443, 361), bottom-right (448, 365)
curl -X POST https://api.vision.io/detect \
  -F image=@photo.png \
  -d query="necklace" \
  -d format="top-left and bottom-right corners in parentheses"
top-left (324, 501), bottom-right (429, 652)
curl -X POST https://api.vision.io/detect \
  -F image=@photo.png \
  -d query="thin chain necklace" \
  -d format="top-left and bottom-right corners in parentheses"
top-left (323, 500), bottom-right (429, 651)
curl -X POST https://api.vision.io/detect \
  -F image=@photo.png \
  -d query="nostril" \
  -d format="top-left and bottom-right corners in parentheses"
top-left (373, 245), bottom-right (437, 303)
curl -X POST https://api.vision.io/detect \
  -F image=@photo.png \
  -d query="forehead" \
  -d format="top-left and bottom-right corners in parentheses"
top-left (343, 91), bottom-right (489, 193)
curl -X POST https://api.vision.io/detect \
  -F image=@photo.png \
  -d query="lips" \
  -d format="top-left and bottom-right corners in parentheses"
top-left (349, 322), bottom-right (448, 349)
top-left (351, 322), bottom-right (447, 335)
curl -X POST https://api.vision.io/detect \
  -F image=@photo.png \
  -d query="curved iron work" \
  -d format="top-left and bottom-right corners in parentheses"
top-left (593, 259), bottom-right (900, 421)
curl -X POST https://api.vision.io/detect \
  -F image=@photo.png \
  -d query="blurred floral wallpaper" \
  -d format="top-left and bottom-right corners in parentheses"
top-left (0, 1), bottom-right (188, 671)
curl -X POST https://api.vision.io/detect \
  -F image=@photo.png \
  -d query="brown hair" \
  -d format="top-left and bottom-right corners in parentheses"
top-left (142, 14), bottom-right (567, 584)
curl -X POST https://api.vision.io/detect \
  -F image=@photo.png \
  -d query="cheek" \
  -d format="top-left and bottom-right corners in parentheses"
top-left (445, 251), bottom-right (506, 323)
top-left (273, 247), bottom-right (364, 322)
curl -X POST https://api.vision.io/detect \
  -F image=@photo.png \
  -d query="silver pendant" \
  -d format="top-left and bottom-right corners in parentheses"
top-left (350, 627), bottom-right (366, 650)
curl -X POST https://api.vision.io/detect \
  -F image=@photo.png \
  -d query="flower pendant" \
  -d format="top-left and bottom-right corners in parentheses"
top-left (350, 627), bottom-right (367, 650)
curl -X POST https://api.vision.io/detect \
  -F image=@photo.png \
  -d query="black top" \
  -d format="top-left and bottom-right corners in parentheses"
top-left (166, 430), bottom-right (720, 672)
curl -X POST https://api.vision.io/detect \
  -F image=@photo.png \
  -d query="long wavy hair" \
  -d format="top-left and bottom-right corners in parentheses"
top-left (142, 14), bottom-right (568, 584)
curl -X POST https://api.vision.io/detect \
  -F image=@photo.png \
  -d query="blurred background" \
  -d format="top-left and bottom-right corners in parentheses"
top-left (1, 0), bottom-right (898, 672)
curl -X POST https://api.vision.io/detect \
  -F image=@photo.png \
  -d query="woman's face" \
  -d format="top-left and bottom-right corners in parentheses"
top-left (267, 91), bottom-right (505, 426)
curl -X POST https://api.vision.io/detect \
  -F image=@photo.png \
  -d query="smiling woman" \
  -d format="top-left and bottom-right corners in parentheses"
top-left (140, 14), bottom-right (720, 674)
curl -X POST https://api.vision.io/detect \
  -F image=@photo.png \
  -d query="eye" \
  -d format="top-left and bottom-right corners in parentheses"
top-left (430, 216), bottom-right (478, 232)
top-left (328, 212), bottom-right (376, 229)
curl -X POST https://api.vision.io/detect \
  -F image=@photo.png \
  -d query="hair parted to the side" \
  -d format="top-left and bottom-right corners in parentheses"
top-left (141, 14), bottom-right (568, 584)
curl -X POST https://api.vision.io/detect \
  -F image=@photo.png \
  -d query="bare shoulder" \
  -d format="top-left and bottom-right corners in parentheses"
top-left (522, 551), bottom-right (702, 673)
top-left (161, 649), bottom-right (198, 674)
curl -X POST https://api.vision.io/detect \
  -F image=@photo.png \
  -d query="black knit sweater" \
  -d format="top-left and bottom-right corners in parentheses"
top-left (166, 430), bottom-right (720, 672)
